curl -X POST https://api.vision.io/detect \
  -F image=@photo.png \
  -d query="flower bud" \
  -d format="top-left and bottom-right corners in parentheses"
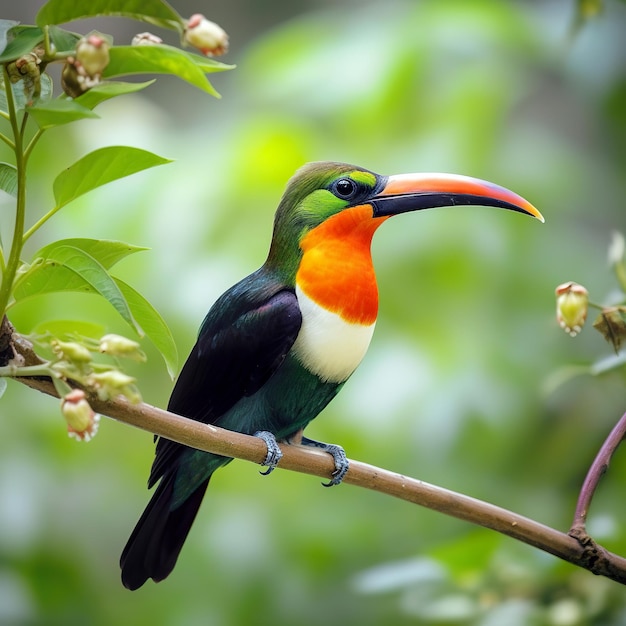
top-left (61, 389), bottom-right (100, 441)
top-left (555, 281), bottom-right (589, 337)
top-left (184, 14), bottom-right (229, 56)
top-left (51, 339), bottom-right (92, 363)
top-left (75, 33), bottom-right (110, 77)
top-left (132, 32), bottom-right (163, 46)
top-left (88, 370), bottom-right (142, 403)
top-left (99, 334), bottom-right (146, 362)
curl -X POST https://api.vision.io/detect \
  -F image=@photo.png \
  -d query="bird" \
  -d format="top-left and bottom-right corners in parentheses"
top-left (120, 161), bottom-right (543, 589)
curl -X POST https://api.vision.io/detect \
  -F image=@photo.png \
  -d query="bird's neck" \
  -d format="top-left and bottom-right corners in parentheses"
top-left (296, 206), bottom-right (388, 324)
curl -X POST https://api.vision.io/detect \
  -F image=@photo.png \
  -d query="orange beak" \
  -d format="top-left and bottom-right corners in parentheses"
top-left (370, 172), bottom-right (543, 222)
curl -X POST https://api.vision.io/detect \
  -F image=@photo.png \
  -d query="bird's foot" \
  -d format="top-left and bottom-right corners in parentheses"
top-left (300, 436), bottom-right (349, 487)
top-left (253, 431), bottom-right (283, 475)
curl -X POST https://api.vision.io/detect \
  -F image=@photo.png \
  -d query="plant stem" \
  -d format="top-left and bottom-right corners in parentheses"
top-left (22, 205), bottom-right (59, 243)
top-left (0, 66), bottom-right (27, 318)
top-left (0, 363), bottom-right (52, 377)
top-left (0, 130), bottom-right (15, 148)
top-left (23, 128), bottom-right (44, 161)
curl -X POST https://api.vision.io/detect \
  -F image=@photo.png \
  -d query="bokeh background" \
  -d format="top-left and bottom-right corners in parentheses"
top-left (1, 0), bottom-right (626, 624)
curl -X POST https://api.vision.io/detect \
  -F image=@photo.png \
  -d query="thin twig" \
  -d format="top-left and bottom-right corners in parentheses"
top-left (571, 411), bottom-right (626, 534)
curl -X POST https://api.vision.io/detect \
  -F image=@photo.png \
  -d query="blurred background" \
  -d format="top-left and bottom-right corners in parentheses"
top-left (1, 0), bottom-right (626, 624)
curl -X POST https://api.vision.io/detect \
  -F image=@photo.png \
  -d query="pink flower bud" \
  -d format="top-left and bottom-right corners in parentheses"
top-left (556, 281), bottom-right (589, 337)
top-left (61, 389), bottom-right (100, 442)
top-left (184, 14), bottom-right (229, 56)
top-left (75, 33), bottom-right (110, 77)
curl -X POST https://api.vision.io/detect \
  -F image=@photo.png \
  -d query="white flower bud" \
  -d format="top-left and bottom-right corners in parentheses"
top-left (88, 370), bottom-right (142, 403)
top-left (132, 32), bottom-right (164, 47)
top-left (184, 14), bottom-right (229, 56)
top-left (51, 340), bottom-right (92, 364)
top-left (99, 334), bottom-right (146, 362)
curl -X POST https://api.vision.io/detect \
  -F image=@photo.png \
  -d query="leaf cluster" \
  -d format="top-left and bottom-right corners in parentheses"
top-left (0, 0), bottom-right (233, 399)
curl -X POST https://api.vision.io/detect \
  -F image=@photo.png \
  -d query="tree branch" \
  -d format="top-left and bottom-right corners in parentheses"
top-left (9, 368), bottom-right (626, 586)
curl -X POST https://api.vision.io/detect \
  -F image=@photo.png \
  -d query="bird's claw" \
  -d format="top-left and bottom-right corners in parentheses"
top-left (253, 430), bottom-right (283, 475)
top-left (300, 437), bottom-right (349, 487)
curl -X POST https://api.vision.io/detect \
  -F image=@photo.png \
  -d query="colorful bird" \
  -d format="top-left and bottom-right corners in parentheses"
top-left (120, 161), bottom-right (543, 589)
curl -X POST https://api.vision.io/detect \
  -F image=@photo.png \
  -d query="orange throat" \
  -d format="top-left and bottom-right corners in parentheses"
top-left (295, 205), bottom-right (388, 325)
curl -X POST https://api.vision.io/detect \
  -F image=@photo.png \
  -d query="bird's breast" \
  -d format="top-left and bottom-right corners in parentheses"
top-left (292, 285), bottom-right (375, 383)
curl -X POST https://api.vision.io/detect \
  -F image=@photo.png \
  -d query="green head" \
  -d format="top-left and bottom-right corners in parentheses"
top-left (264, 161), bottom-right (543, 284)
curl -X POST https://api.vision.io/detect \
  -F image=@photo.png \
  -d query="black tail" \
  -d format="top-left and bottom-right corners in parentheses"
top-left (120, 473), bottom-right (210, 590)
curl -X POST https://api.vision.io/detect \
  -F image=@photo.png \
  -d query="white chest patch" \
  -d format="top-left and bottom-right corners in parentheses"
top-left (292, 285), bottom-right (376, 383)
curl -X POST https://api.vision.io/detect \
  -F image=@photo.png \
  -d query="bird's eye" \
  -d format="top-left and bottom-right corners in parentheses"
top-left (333, 178), bottom-right (358, 199)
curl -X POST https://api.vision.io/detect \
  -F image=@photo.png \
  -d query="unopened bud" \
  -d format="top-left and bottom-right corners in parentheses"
top-left (88, 370), bottom-right (142, 403)
top-left (99, 334), bottom-right (146, 362)
top-left (51, 339), bottom-right (92, 363)
top-left (61, 389), bottom-right (100, 441)
top-left (7, 52), bottom-right (42, 103)
top-left (556, 281), bottom-right (589, 337)
top-left (184, 14), bottom-right (229, 56)
top-left (132, 32), bottom-right (163, 46)
top-left (75, 33), bottom-right (110, 77)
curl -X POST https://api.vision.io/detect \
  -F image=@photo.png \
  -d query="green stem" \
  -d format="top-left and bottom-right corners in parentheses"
top-left (23, 128), bottom-right (44, 160)
top-left (22, 205), bottom-right (60, 243)
top-left (0, 363), bottom-right (53, 377)
top-left (0, 66), bottom-right (27, 317)
top-left (0, 130), bottom-right (15, 149)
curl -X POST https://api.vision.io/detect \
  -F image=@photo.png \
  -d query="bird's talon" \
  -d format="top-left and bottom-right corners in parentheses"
top-left (300, 437), bottom-right (349, 487)
top-left (253, 430), bottom-right (283, 475)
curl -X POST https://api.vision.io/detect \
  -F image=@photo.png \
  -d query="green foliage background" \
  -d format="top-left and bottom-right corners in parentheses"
top-left (1, 0), bottom-right (626, 624)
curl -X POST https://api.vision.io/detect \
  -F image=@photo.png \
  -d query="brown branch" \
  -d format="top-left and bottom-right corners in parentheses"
top-left (11, 372), bottom-right (626, 586)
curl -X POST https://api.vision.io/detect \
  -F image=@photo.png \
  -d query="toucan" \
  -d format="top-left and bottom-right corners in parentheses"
top-left (120, 161), bottom-right (543, 589)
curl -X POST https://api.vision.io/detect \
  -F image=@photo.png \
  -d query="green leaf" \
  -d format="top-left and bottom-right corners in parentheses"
top-left (16, 239), bottom-right (147, 300)
top-left (34, 238), bottom-right (147, 269)
top-left (13, 260), bottom-right (97, 299)
top-left (47, 26), bottom-right (81, 55)
top-left (0, 26), bottom-right (44, 63)
top-left (40, 245), bottom-right (140, 333)
top-left (0, 162), bottom-right (17, 197)
top-left (74, 79), bottom-right (156, 109)
top-left (0, 20), bottom-right (19, 56)
top-left (114, 278), bottom-right (178, 378)
top-left (103, 45), bottom-right (227, 96)
top-left (13, 246), bottom-right (141, 334)
top-left (36, 0), bottom-right (184, 31)
top-left (27, 98), bottom-right (99, 130)
top-left (52, 146), bottom-right (171, 210)
top-left (184, 51), bottom-right (236, 74)
top-left (0, 377), bottom-right (7, 399)
top-left (31, 318), bottom-right (106, 340)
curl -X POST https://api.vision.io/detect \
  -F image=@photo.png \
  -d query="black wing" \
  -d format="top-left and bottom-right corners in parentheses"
top-left (148, 283), bottom-right (302, 486)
